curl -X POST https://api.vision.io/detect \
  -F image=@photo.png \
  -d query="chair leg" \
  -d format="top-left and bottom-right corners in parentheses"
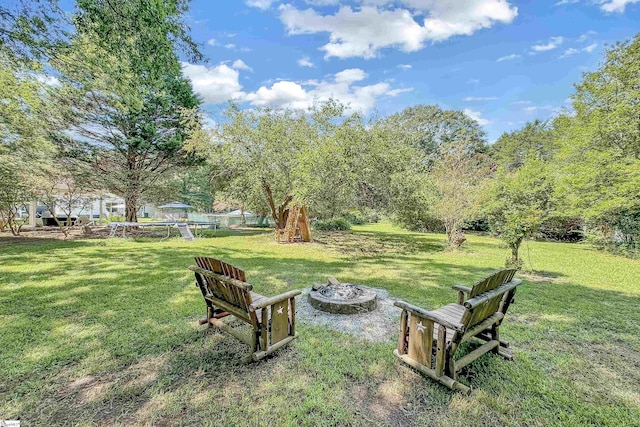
top-left (207, 306), bottom-right (213, 328)
top-left (491, 326), bottom-right (513, 360)
top-left (491, 326), bottom-right (500, 355)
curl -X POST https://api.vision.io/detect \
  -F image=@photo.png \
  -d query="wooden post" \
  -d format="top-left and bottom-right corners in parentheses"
top-left (435, 326), bottom-right (447, 377)
top-left (397, 310), bottom-right (408, 355)
top-left (261, 308), bottom-right (269, 351)
top-left (290, 297), bottom-right (296, 337)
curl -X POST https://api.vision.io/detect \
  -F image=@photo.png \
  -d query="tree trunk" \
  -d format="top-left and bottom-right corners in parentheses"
top-left (261, 179), bottom-right (292, 232)
top-left (125, 191), bottom-right (139, 223)
top-left (511, 236), bottom-right (524, 263)
top-left (7, 212), bottom-right (19, 236)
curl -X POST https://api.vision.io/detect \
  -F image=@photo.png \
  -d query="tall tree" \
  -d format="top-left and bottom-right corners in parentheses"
top-left (209, 100), bottom-right (376, 232)
top-left (0, 52), bottom-right (58, 234)
top-left (432, 145), bottom-right (490, 248)
top-left (56, 0), bottom-right (203, 222)
top-left (382, 105), bottom-right (489, 245)
top-left (379, 105), bottom-right (487, 157)
top-left (492, 120), bottom-right (556, 171)
top-left (0, 0), bottom-right (68, 65)
top-left (484, 158), bottom-right (555, 267)
top-left (555, 34), bottom-right (640, 251)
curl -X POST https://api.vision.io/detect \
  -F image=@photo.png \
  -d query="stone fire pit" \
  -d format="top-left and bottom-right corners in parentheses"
top-left (308, 277), bottom-right (377, 314)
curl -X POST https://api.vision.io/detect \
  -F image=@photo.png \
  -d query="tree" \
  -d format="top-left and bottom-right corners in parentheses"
top-left (0, 0), bottom-right (68, 65)
top-left (143, 165), bottom-right (214, 213)
top-left (492, 120), bottom-right (556, 171)
top-left (554, 34), bottom-right (640, 252)
top-left (0, 51), bottom-right (59, 235)
top-left (0, 162), bottom-right (33, 235)
top-left (382, 105), bottom-right (489, 245)
top-left (485, 158), bottom-right (555, 266)
top-left (432, 145), bottom-right (490, 248)
top-left (379, 105), bottom-right (487, 157)
top-left (38, 162), bottom-right (94, 238)
top-left (212, 101), bottom-right (368, 232)
top-left (55, 0), bottom-right (203, 222)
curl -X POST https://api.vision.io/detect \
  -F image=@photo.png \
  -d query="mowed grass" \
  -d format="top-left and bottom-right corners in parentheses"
top-left (1, 223), bottom-right (639, 426)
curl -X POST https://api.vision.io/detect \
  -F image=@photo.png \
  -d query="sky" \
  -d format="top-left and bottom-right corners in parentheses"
top-left (180, 0), bottom-right (640, 141)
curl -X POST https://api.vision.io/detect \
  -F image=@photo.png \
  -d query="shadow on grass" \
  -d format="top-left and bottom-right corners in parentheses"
top-left (1, 234), bottom-right (639, 425)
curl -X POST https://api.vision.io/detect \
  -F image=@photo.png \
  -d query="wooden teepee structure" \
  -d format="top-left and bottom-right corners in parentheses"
top-left (276, 205), bottom-right (312, 243)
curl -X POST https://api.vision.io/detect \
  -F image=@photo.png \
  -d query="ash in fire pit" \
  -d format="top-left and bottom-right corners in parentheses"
top-left (308, 277), bottom-right (377, 314)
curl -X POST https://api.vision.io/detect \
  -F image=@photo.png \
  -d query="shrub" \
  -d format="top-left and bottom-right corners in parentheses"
top-left (106, 215), bottom-right (125, 223)
top-left (341, 212), bottom-right (365, 225)
top-left (339, 210), bottom-right (381, 225)
top-left (313, 217), bottom-right (351, 231)
top-left (585, 212), bottom-right (640, 258)
top-left (395, 214), bottom-right (445, 233)
top-left (537, 216), bottom-right (584, 242)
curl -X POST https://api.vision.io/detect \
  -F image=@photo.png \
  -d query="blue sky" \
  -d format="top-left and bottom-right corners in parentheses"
top-left (180, 0), bottom-right (640, 141)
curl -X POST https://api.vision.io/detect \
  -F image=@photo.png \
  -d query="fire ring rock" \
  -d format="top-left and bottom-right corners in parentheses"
top-left (308, 279), bottom-right (377, 314)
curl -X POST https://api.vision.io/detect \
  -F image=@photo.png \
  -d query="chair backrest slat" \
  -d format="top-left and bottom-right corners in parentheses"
top-left (461, 270), bottom-right (520, 330)
top-left (193, 257), bottom-right (252, 313)
top-left (465, 280), bottom-right (522, 329)
top-left (469, 268), bottom-right (517, 298)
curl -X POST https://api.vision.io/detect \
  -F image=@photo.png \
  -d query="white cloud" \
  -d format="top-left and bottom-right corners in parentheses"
top-left (279, 1), bottom-right (518, 59)
top-left (583, 43), bottom-right (598, 53)
top-left (511, 100), bottom-right (531, 105)
top-left (577, 30), bottom-right (597, 42)
top-left (244, 68), bottom-right (409, 113)
top-left (306, 0), bottom-right (340, 5)
top-left (555, 0), bottom-right (638, 13)
top-left (599, 0), bottom-right (640, 13)
top-left (386, 88), bottom-right (413, 96)
top-left (467, 78), bottom-right (480, 84)
top-left (207, 39), bottom-right (244, 51)
top-left (181, 62), bottom-right (244, 104)
top-left (397, 64), bottom-right (412, 70)
top-left (523, 105), bottom-right (556, 114)
top-left (496, 53), bottom-right (520, 62)
top-left (335, 68), bottom-right (367, 83)
top-left (297, 57), bottom-right (315, 67)
top-left (532, 36), bottom-right (564, 52)
top-left (245, 81), bottom-right (311, 109)
top-left (560, 43), bottom-right (597, 58)
top-left (463, 96), bottom-right (497, 101)
top-left (246, 0), bottom-right (277, 9)
top-left (463, 108), bottom-right (489, 126)
top-left (232, 59), bottom-right (252, 71)
top-left (560, 48), bottom-right (579, 58)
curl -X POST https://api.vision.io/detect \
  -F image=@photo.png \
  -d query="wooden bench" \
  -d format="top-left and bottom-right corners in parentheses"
top-left (394, 269), bottom-right (523, 393)
top-left (189, 257), bottom-right (301, 362)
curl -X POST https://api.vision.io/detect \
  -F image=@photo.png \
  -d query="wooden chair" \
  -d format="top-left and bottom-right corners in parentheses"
top-left (394, 269), bottom-right (523, 393)
top-left (189, 257), bottom-right (301, 362)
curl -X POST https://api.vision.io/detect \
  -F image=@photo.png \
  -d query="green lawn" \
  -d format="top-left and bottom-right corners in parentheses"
top-left (1, 223), bottom-right (639, 426)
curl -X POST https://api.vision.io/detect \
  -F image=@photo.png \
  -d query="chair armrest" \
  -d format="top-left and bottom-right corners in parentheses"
top-left (394, 300), bottom-right (463, 331)
top-left (452, 285), bottom-right (472, 304)
top-left (452, 285), bottom-right (471, 293)
top-left (250, 290), bottom-right (302, 310)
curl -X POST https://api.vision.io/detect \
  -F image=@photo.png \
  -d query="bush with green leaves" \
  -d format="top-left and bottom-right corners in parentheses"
top-left (313, 217), bottom-right (351, 231)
